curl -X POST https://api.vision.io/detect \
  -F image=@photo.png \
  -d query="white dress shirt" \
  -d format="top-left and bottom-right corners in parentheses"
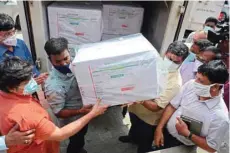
top-left (0, 136), bottom-right (7, 152)
top-left (167, 80), bottom-right (229, 151)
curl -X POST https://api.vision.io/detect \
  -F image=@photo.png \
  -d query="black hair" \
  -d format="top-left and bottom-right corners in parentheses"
top-left (44, 37), bottom-right (68, 57)
top-left (198, 60), bottom-right (229, 84)
top-left (205, 17), bottom-right (218, 25)
top-left (0, 13), bottom-right (15, 31)
top-left (0, 57), bottom-right (33, 92)
top-left (167, 41), bottom-right (189, 60)
top-left (194, 39), bottom-right (213, 51)
top-left (202, 46), bottom-right (222, 60)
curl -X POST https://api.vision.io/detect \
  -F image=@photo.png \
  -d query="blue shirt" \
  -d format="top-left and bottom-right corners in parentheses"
top-left (0, 39), bottom-right (40, 77)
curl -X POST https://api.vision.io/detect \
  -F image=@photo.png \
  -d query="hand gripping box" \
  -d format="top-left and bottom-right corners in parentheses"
top-left (47, 2), bottom-right (103, 45)
top-left (71, 34), bottom-right (162, 106)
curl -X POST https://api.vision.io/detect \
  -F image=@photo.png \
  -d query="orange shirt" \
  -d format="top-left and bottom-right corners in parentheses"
top-left (0, 91), bottom-right (59, 153)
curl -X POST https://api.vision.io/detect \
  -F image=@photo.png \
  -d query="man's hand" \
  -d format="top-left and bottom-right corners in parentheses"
top-left (79, 104), bottom-right (93, 114)
top-left (121, 101), bottom-right (143, 108)
top-left (5, 124), bottom-right (35, 147)
top-left (154, 128), bottom-right (164, 147)
top-left (34, 72), bottom-right (49, 85)
top-left (89, 99), bottom-right (109, 117)
top-left (175, 117), bottom-right (190, 137)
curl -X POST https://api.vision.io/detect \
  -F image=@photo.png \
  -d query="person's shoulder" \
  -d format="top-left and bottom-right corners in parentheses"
top-left (16, 38), bottom-right (26, 45)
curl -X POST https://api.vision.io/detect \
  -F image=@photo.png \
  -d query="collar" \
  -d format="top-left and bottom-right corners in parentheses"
top-left (0, 40), bottom-right (18, 56)
top-left (52, 67), bottom-right (74, 79)
top-left (0, 90), bottom-right (33, 102)
top-left (199, 95), bottom-right (221, 109)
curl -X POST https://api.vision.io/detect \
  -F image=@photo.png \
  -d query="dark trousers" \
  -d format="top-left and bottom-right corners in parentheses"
top-left (67, 125), bottom-right (88, 153)
top-left (128, 113), bottom-right (183, 153)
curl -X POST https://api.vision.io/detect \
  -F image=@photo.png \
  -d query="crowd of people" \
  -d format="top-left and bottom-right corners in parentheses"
top-left (0, 13), bottom-right (229, 153)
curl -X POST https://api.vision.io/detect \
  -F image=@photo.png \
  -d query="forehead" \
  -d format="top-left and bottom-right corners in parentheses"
top-left (200, 51), bottom-right (215, 58)
top-left (196, 72), bottom-right (211, 85)
top-left (205, 21), bottom-right (216, 26)
top-left (166, 52), bottom-right (183, 62)
top-left (50, 49), bottom-right (69, 60)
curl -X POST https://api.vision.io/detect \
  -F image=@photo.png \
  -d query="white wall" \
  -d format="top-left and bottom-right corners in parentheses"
top-left (28, 1), bottom-right (51, 72)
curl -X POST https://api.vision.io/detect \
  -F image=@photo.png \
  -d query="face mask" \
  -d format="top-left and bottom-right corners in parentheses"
top-left (23, 78), bottom-right (39, 95)
top-left (193, 59), bottom-right (203, 72)
top-left (203, 26), bottom-right (215, 33)
top-left (2, 35), bottom-right (17, 46)
top-left (164, 57), bottom-right (180, 72)
top-left (183, 51), bottom-right (196, 63)
top-left (193, 81), bottom-right (223, 98)
top-left (54, 64), bottom-right (72, 74)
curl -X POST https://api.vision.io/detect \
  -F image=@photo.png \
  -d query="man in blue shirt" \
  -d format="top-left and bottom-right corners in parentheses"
top-left (0, 13), bottom-right (48, 84)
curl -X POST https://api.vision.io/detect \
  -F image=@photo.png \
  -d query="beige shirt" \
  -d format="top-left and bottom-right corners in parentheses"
top-left (128, 70), bottom-right (182, 126)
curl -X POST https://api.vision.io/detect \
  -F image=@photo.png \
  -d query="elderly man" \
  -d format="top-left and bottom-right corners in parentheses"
top-left (181, 46), bottom-right (221, 84)
top-left (119, 41), bottom-right (189, 153)
top-left (154, 60), bottom-right (229, 153)
top-left (186, 17), bottom-right (218, 43)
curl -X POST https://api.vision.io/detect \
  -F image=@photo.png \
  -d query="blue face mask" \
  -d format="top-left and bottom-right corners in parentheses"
top-left (203, 26), bottom-right (215, 33)
top-left (23, 78), bottom-right (39, 95)
top-left (183, 51), bottom-right (196, 63)
top-left (54, 64), bottom-right (72, 74)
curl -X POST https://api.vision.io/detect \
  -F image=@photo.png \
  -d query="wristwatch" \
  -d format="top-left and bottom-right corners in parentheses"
top-left (186, 131), bottom-right (193, 140)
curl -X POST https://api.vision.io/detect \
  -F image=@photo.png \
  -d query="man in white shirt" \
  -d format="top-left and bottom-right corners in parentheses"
top-left (181, 46), bottom-right (221, 84)
top-left (154, 60), bottom-right (229, 152)
top-left (0, 125), bottom-right (35, 152)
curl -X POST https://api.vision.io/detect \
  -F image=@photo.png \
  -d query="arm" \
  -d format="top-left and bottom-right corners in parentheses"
top-left (47, 99), bottom-right (108, 141)
top-left (190, 134), bottom-right (216, 153)
top-left (56, 105), bottom-right (92, 119)
top-left (45, 90), bottom-right (91, 118)
top-left (175, 117), bottom-right (216, 153)
top-left (154, 104), bottom-right (176, 147)
top-left (141, 100), bottom-right (162, 112)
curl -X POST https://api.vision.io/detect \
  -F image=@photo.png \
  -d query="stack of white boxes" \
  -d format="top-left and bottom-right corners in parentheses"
top-left (102, 3), bottom-right (144, 40)
top-left (47, 2), bottom-right (103, 45)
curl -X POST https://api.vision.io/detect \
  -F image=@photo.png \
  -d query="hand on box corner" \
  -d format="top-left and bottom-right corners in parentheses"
top-left (90, 99), bottom-right (109, 117)
top-left (175, 117), bottom-right (190, 137)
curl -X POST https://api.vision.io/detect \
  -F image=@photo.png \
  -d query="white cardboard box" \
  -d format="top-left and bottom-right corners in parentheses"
top-left (101, 34), bottom-right (124, 41)
top-left (102, 3), bottom-right (144, 35)
top-left (71, 34), bottom-right (162, 106)
top-left (47, 2), bottom-right (103, 45)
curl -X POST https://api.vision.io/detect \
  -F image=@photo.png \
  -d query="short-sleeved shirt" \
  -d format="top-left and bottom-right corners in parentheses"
top-left (128, 70), bottom-right (182, 125)
top-left (0, 91), bottom-right (59, 153)
top-left (44, 68), bottom-right (83, 126)
top-left (180, 61), bottom-right (197, 85)
top-left (0, 39), bottom-right (40, 77)
top-left (167, 80), bottom-right (229, 151)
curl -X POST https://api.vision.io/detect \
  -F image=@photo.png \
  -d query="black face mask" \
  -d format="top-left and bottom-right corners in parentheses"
top-left (54, 64), bottom-right (72, 74)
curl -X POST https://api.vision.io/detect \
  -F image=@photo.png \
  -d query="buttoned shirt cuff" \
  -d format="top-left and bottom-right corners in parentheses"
top-left (0, 136), bottom-right (8, 151)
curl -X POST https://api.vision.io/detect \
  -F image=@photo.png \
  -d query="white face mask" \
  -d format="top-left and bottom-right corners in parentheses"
top-left (203, 26), bottom-right (215, 33)
top-left (163, 57), bottom-right (180, 72)
top-left (193, 81), bottom-right (223, 98)
top-left (193, 59), bottom-right (203, 72)
top-left (3, 35), bottom-right (17, 46)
